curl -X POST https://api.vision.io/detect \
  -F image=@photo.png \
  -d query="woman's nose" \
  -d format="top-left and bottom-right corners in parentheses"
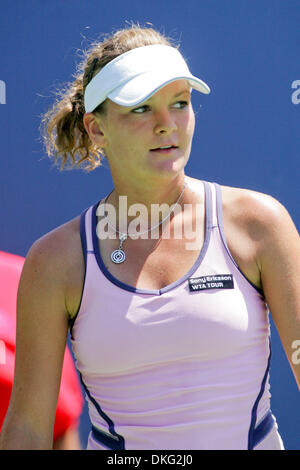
top-left (154, 110), bottom-right (177, 135)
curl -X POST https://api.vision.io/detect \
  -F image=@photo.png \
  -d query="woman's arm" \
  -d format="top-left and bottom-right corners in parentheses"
top-left (53, 427), bottom-right (82, 450)
top-left (256, 195), bottom-right (300, 390)
top-left (0, 231), bottom-right (72, 449)
top-left (223, 186), bottom-right (300, 390)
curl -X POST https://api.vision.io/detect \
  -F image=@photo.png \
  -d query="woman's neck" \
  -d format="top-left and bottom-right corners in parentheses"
top-left (106, 174), bottom-right (189, 228)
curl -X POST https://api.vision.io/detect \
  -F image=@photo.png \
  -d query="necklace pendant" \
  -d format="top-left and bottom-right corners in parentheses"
top-left (111, 248), bottom-right (126, 264)
top-left (111, 233), bottom-right (127, 264)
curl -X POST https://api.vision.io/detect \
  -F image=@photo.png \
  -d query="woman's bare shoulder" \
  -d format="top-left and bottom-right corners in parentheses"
top-left (27, 215), bottom-right (81, 265)
top-left (24, 215), bottom-right (84, 318)
top-left (219, 184), bottom-right (289, 232)
top-left (217, 184), bottom-right (298, 290)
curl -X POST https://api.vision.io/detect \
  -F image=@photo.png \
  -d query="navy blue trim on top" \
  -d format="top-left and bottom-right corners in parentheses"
top-left (252, 409), bottom-right (275, 449)
top-left (247, 337), bottom-right (272, 449)
top-left (91, 181), bottom-right (212, 296)
top-left (79, 373), bottom-right (126, 450)
top-left (69, 206), bottom-right (90, 338)
top-left (214, 183), bottom-right (265, 297)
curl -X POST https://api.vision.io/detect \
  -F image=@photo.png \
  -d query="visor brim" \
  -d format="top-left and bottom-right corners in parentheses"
top-left (107, 70), bottom-right (210, 107)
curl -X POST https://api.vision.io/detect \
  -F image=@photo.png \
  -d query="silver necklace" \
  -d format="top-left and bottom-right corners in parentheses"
top-left (107, 180), bottom-right (187, 264)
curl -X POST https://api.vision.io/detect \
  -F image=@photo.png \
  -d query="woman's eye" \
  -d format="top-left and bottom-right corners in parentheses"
top-left (172, 100), bottom-right (189, 109)
top-left (131, 101), bottom-right (189, 113)
top-left (131, 105), bottom-right (149, 114)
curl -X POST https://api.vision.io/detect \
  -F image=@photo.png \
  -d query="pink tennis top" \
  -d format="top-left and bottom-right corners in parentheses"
top-left (70, 180), bottom-right (283, 450)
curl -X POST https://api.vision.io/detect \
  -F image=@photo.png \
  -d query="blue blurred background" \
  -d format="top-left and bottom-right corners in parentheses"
top-left (0, 0), bottom-right (299, 449)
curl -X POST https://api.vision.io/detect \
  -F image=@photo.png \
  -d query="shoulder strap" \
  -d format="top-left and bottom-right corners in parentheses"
top-left (84, 205), bottom-right (94, 252)
top-left (204, 181), bottom-right (218, 228)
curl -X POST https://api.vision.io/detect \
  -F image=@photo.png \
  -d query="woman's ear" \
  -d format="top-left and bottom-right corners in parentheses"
top-left (83, 113), bottom-right (106, 147)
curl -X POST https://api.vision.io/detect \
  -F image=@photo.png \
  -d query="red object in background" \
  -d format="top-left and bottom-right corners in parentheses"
top-left (0, 251), bottom-right (83, 441)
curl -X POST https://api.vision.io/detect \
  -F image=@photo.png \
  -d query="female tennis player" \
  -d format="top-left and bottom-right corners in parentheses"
top-left (1, 24), bottom-right (299, 450)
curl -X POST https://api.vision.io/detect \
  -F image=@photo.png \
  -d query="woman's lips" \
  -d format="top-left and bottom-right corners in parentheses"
top-left (150, 146), bottom-right (178, 154)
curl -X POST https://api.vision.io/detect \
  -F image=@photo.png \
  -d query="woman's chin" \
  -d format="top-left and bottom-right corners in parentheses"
top-left (148, 152), bottom-right (188, 174)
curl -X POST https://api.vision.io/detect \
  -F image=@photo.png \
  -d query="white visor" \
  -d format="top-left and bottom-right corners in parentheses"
top-left (84, 44), bottom-right (210, 112)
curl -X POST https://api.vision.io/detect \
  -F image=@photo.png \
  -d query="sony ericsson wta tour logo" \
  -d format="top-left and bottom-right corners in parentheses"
top-left (0, 80), bottom-right (6, 104)
top-left (291, 80), bottom-right (300, 104)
